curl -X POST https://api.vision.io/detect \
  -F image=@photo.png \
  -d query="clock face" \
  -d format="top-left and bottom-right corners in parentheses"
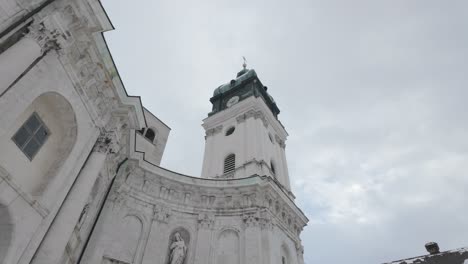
top-left (226, 96), bottom-right (240, 107)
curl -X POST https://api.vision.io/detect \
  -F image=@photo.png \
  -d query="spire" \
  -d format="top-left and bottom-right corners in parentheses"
top-left (237, 56), bottom-right (248, 77)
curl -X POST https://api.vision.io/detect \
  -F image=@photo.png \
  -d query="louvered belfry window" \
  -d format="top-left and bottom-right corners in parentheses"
top-left (224, 154), bottom-right (236, 174)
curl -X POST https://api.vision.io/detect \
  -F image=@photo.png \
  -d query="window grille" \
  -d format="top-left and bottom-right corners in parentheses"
top-left (12, 112), bottom-right (49, 160)
top-left (224, 154), bottom-right (236, 174)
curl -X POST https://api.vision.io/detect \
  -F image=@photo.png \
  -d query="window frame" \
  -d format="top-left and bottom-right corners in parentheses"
top-left (137, 127), bottom-right (157, 144)
top-left (11, 112), bottom-right (50, 161)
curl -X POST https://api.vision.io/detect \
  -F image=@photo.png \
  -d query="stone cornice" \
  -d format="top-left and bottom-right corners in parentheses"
top-left (115, 160), bottom-right (308, 234)
top-left (202, 96), bottom-right (288, 140)
top-left (205, 124), bottom-right (223, 137)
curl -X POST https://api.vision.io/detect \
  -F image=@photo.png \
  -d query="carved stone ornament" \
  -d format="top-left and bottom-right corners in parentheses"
top-left (244, 110), bottom-right (256, 119)
top-left (153, 204), bottom-right (171, 223)
top-left (236, 114), bottom-right (246, 123)
top-left (24, 22), bottom-right (64, 54)
top-left (198, 213), bottom-right (215, 229)
top-left (242, 212), bottom-right (260, 228)
top-left (295, 243), bottom-right (304, 255)
top-left (236, 110), bottom-right (268, 127)
top-left (93, 130), bottom-right (117, 154)
top-left (205, 125), bottom-right (223, 137)
top-left (254, 111), bottom-right (268, 127)
top-left (167, 229), bottom-right (190, 264)
top-left (259, 211), bottom-right (273, 230)
top-left (275, 134), bottom-right (286, 148)
top-left (168, 232), bottom-right (187, 264)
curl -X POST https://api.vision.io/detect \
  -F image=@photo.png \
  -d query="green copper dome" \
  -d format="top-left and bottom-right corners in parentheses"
top-left (213, 69), bottom-right (257, 97)
top-left (209, 67), bottom-right (280, 118)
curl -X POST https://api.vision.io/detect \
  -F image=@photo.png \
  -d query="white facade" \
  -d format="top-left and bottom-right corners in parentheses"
top-left (0, 1), bottom-right (308, 264)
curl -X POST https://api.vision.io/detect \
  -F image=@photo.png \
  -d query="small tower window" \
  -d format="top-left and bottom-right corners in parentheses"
top-left (145, 128), bottom-right (155, 142)
top-left (224, 154), bottom-right (236, 174)
top-left (12, 112), bottom-right (50, 160)
top-left (225, 126), bottom-right (235, 136)
top-left (268, 133), bottom-right (274, 143)
top-left (270, 160), bottom-right (276, 176)
top-left (137, 127), bottom-right (157, 143)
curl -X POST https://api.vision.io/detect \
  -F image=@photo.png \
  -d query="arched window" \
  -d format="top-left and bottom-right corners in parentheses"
top-left (145, 128), bottom-right (155, 142)
top-left (224, 154), bottom-right (235, 174)
top-left (137, 127), bottom-right (157, 143)
top-left (270, 160), bottom-right (276, 176)
top-left (225, 126), bottom-right (235, 136)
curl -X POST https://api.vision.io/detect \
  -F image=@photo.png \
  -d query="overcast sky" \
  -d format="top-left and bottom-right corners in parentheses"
top-left (101, 1), bottom-right (468, 263)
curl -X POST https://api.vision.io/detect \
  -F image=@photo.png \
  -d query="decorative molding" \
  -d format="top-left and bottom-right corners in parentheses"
top-left (197, 213), bottom-right (215, 229)
top-left (242, 212), bottom-right (259, 228)
top-left (242, 210), bottom-right (272, 229)
top-left (236, 109), bottom-right (268, 127)
top-left (235, 114), bottom-right (246, 123)
top-left (24, 22), bottom-right (64, 54)
top-left (254, 111), bottom-right (268, 127)
top-left (205, 125), bottom-right (223, 137)
top-left (218, 171), bottom-right (234, 179)
top-left (153, 204), bottom-right (171, 223)
top-left (275, 134), bottom-right (286, 148)
top-left (93, 130), bottom-right (117, 154)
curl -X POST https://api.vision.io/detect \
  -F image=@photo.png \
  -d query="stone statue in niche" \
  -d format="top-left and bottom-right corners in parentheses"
top-left (167, 229), bottom-right (190, 264)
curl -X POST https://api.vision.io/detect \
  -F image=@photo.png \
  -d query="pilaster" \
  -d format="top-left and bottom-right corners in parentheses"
top-left (194, 213), bottom-right (214, 264)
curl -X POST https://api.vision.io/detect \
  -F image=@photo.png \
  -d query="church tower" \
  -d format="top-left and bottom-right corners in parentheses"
top-left (201, 63), bottom-right (292, 194)
top-left (76, 62), bottom-right (308, 264)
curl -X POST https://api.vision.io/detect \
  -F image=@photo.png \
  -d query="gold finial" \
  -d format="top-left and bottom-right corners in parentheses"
top-left (242, 56), bottom-right (247, 69)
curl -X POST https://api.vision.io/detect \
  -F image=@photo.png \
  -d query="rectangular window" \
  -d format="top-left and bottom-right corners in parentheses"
top-left (12, 112), bottom-right (50, 160)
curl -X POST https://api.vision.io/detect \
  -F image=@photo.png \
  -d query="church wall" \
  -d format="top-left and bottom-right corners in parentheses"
top-left (80, 159), bottom-right (307, 264)
top-left (269, 226), bottom-right (301, 264)
top-left (0, 0), bottom-right (43, 33)
top-left (0, 46), bottom-right (100, 263)
top-left (0, 1), bottom-right (307, 264)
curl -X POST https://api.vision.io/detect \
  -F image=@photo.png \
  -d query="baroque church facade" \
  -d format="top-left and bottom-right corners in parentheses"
top-left (0, 0), bottom-right (308, 264)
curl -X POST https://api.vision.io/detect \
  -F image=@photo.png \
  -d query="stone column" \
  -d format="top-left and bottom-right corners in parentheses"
top-left (141, 204), bottom-right (171, 264)
top-left (259, 211), bottom-right (273, 264)
top-left (31, 131), bottom-right (115, 264)
top-left (296, 243), bottom-right (305, 264)
top-left (0, 23), bottom-right (62, 95)
top-left (243, 213), bottom-right (262, 264)
top-left (194, 213), bottom-right (214, 264)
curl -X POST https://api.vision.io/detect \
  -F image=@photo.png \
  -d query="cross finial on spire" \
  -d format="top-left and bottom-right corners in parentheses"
top-left (242, 56), bottom-right (247, 69)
